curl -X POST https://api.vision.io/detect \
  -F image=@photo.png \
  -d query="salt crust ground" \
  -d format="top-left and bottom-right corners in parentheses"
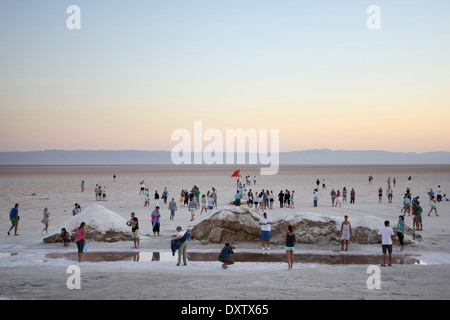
top-left (1, 165), bottom-right (450, 300)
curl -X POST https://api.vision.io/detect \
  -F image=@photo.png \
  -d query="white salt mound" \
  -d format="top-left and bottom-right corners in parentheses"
top-left (54, 204), bottom-right (129, 234)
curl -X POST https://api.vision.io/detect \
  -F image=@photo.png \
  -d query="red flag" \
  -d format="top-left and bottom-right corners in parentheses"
top-left (231, 170), bottom-right (240, 177)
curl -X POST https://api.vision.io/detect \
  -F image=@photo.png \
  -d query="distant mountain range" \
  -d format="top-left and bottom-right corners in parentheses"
top-left (0, 149), bottom-right (449, 165)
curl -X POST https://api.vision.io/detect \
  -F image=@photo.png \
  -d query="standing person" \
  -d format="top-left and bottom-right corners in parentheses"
top-left (428, 196), bottom-right (439, 217)
top-left (139, 181), bottom-right (145, 195)
top-left (98, 186), bottom-right (103, 201)
top-left (102, 186), bottom-right (107, 201)
top-left (208, 194), bottom-right (215, 211)
top-left (212, 187), bottom-right (218, 208)
top-left (340, 215), bottom-right (352, 251)
top-left (7, 203), bottom-right (20, 236)
top-left (378, 187), bottom-right (383, 203)
top-left (335, 190), bottom-right (342, 207)
top-left (289, 190), bottom-right (295, 209)
top-left (397, 215), bottom-right (405, 252)
top-left (169, 197), bottom-right (177, 220)
top-left (200, 194), bottom-right (208, 214)
top-left (313, 189), bottom-right (319, 207)
top-left (350, 188), bottom-right (356, 204)
top-left (113, 174), bottom-right (116, 182)
top-left (342, 187), bottom-right (347, 203)
top-left (278, 190), bottom-right (284, 208)
top-left (172, 226), bottom-right (189, 266)
top-left (218, 242), bottom-right (235, 269)
top-left (259, 212), bottom-right (273, 251)
top-left (402, 195), bottom-right (411, 216)
top-left (76, 222), bottom-right (86, 262)
top-left (269, 191), bottom-right (274, 209)
top-left (322, 178), bottom-right (326, 190)
top-left (284, 225), bottom-right (296, 270)
top-left (386, 186), bottom-right (393, 203)
top-left (413, 201), bottom-right (423, 231)
top-left (151, 206), bottom-right (161, 236)
top-left (41, 207), bottom-right (50, 234)
top-left (127, 212), bottom-right (139, 249)
top-left (154, 190), bottom-right (160, 207)
top-left (81, 181), bottom-right (85, 192)
top-left (234, 190), bottom-right (241, 206)
top-left (330, 189), bottom-right (336, 207)
top-left (144, 188), bottom-right (150, 207)
top-left (162, 187), bottom-right (168, 204)
top-left (95, 184), bottom-right (99, 201)
top-left (393, 177), bottom-right (396, 187)
top-left (189, 199), bottom-right (196, 221)
top-left (378, 220), bottom-right (395, 267)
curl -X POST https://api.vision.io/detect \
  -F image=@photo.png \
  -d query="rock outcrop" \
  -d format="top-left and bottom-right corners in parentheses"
top-left (190, 206), bottom-right (421, 245)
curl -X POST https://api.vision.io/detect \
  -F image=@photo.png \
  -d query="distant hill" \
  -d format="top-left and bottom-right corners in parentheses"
top-left (0, 149), bottom-right (449, 165)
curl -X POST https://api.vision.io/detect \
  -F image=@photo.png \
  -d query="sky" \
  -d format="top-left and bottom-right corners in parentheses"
top-left (0, 0), bottom-right (449, 153)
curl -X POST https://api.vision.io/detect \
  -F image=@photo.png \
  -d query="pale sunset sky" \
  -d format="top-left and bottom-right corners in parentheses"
top-left (0, 0), bottom-right (449, 153)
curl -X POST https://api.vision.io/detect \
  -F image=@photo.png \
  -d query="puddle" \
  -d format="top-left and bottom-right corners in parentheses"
top-left (0, 252), bottom-right (19, 258)
top-left (45, 251), bottom-right (425, 265)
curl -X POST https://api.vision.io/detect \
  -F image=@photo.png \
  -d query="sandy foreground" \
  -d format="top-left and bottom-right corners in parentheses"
top-left (1, 165), bottom-right (450, 301)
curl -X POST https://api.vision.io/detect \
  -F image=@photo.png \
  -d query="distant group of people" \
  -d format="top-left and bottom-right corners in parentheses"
top-left (94, 184), bottom-right (107, 201)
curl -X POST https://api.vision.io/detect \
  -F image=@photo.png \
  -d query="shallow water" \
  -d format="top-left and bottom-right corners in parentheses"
top-left (43, 250), bottom-right (425, 265)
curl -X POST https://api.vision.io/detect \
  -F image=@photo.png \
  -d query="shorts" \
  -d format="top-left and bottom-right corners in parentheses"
top-left (132, 229), bottom-right (139, 238)
top-left (170, 210), bottom-right (176, 216)
top-left (10, 218), bottom-right (18, 226)
top-left (285, 246), bottom-right (294, 251)
top-left (415, 214), bottom-right (422, 223)
top-left (382, 244), bottom-right (393, 254)
top-left (261, 230), bottom-right (271, 241)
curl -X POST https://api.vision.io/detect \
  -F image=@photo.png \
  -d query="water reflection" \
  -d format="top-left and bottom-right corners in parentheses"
top-left (45, 250), bottom-right (425, 265)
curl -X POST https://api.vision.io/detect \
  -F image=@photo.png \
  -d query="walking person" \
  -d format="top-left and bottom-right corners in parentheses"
top-left (189, 199), bottom-right (196, 221)
top-left (340, 215), bottom-right (352, 251)
top-left (169, 197), bottom-right (177, 220)
top-left (378, 220), bottom-right (395, 267)
top-left (41, 207), bottom-right (50, 234)
top-left (7, 203), bottom-right (20, 236)
top-left (76, 222), bottom-right (86, 262)
top-left (428, 196), bottom-right (439, 217)
top-left (218, 242), bottom-right (235, 269)
top-left (284, 225), bottom-right (296, 270)
top-left (126, 212), bottom-right (139, 249)
top-left (378, 187), bottom-right (383, 203)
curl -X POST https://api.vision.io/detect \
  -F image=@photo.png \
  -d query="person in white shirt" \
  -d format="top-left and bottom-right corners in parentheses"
top-left (378, 220), bottom-right (395, 267)
top-left (259, 212), bottom-right (273, 250)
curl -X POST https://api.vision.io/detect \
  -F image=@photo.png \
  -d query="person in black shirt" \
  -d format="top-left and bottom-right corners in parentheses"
top-left (218, 243), bottom-right (235, 269)
top-left (127, 212), bottom-right (139, 249)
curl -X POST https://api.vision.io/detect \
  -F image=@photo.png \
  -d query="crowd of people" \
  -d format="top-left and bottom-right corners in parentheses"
top-left (5, 173), bottom-right (448, 269)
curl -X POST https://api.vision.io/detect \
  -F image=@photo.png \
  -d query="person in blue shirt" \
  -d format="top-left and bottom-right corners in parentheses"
top-left (218, 243), bottom-right (235, 269)
top-left (235, 190), bottom-right (241, 206)
top-left (7, 203), bottom-right (20, 236)
top-left (208, 195), bottom-right (214, 210)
